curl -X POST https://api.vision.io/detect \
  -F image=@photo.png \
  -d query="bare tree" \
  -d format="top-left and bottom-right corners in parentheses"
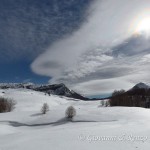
top-left (7, 99), bottom-right (16, 112)
top-left (0, 97), bottom-right (16, 113)
top-left (41, 103), bottom-right (49, 114)
top-left (65, 106), bottom-right (76, 121)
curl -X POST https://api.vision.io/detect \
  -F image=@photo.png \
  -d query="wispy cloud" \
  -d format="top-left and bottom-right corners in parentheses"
top-left (0, 0), bottom-right (90, 61)
top-left (31, 0), bottom-right (150, 95)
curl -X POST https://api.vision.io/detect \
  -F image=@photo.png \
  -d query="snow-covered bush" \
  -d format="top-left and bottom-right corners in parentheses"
top-left (0, 97), bottom-right (16, 113)
top-left (41, 103), bottom-right (49, 114)
top-left (65, 106), bottom-right (76, 121)
top-left (105, 101), bottom-right (109, 107)
top-left (100, 100), bottom-right (105, 107)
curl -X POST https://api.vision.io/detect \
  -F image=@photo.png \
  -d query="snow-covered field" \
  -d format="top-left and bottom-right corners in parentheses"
top-left (0, 89), bottom-right (150, 150)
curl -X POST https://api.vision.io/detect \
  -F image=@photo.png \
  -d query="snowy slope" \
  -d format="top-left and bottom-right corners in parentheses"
top-left (0, 89), bottom-right (150, 150)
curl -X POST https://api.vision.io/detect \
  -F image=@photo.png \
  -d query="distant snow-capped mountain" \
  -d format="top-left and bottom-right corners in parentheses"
top-left (130, 82), bottom-right (150, 90)
top-left (34, 83), bottom-right (88, 100)
top-left (0, 83), bottom-right (88, 100)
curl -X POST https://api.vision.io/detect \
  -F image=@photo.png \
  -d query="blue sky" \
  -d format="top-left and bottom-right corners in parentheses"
top-left (0, 60), bottom-right (49, 84)
top-left (1, 0), bottom-right (150, 96)
top-left (0, 0), bottom-right (90, 84)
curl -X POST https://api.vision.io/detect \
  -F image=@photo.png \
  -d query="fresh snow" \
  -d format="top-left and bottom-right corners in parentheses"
top-left (0, 89), bottom-right (150, 150)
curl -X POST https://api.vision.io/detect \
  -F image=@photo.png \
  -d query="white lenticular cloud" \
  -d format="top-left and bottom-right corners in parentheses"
top-left (31, 0), bottom-right (150, 95)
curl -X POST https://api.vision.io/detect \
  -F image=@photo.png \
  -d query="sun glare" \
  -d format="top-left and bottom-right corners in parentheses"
top-left (136, 18), bottom-right (150, 33)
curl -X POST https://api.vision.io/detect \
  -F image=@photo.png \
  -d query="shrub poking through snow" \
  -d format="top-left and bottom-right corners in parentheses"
top-left (0, 97), bottom-right (16, 113)
top-left (65, 106), bottom-right (76, 121)
top-left (41, 103), bottom-right (49, 114)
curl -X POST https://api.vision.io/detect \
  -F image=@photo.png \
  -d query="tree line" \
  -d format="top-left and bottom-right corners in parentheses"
top-left (109, 89), bottom-right (150, 108)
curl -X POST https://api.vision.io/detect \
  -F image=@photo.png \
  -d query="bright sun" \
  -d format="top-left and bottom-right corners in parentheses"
top-left (136, 17), bottom-right (150, 34)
